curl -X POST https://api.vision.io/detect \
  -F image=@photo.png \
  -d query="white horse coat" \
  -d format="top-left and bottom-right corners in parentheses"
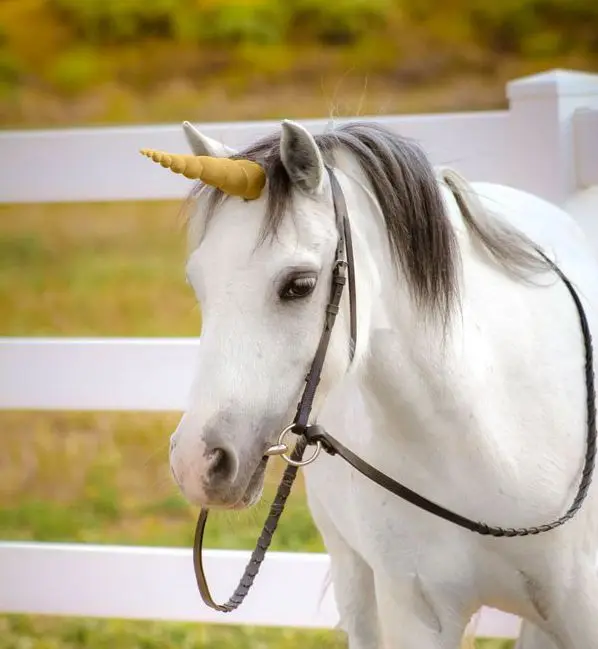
top-left (166, 119), bottom-right (598, 648)
top-left (306, 174), bottom-right (598, 649)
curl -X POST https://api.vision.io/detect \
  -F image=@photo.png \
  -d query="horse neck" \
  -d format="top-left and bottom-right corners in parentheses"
top-left (332, 156), bottom-right (484, 465)
top-left (325, 162), bottom-right (595, 521)
top-left (333, 151), bottom-right (457, 367)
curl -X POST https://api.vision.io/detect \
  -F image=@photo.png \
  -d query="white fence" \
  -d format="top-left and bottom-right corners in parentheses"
top-left (1, 68), bottom-right (598, 642)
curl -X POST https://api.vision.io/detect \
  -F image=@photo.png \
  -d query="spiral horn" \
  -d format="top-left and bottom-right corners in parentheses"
top-left (139, 149), bottom-right (266, 200)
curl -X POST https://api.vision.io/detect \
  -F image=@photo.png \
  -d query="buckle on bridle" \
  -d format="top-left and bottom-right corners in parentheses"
top-left (334, 259), bottom-right (348, 278)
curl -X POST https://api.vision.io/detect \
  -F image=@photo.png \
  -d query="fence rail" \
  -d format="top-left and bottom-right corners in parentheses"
top-left (0, 541), bottom-right (521, 638)
top-left (0, 111), bottom-right (513, 204)
top-left (0, 337), bottom-right (198, 411)
top-left (2, 67), bottom-right (598, 642)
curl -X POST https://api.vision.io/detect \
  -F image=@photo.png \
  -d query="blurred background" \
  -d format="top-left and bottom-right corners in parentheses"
top-left (2, 0), bottom-right (598, 126)
top-left (1, 1), bottom-right (597, 648)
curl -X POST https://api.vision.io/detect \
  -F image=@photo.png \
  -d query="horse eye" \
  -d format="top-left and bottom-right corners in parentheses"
top-left (280, 275), bottom-right (317, 301)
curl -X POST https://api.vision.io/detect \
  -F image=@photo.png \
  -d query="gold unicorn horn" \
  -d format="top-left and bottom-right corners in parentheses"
top-left (139, 149), bottom-right (266, 200)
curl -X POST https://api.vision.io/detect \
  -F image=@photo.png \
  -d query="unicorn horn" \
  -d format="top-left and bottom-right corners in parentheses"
top-left (139, 150), bottom-right (266, 200)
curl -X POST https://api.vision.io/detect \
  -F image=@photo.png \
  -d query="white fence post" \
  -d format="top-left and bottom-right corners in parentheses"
top-left (566, 107), bottom-right (598, 255)
top-left (573, 107), bottom-right (598, 190)
top-left (506, 69), bottom-right (598, 205)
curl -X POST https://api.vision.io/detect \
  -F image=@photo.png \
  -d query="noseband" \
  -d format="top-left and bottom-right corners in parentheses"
top-left (193, 167), bottom-right (596, 613)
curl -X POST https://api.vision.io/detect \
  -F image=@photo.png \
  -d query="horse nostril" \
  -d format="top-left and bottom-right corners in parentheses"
top-left (206, 447), bottom-right (235, 483)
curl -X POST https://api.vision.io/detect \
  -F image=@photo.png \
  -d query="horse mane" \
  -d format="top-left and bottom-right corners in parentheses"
top-left (190, 121), bottom-right (549, 324)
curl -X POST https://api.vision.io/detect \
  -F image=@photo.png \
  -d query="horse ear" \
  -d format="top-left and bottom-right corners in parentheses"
top-left (280, 120), bottom-right (326, 194)
top-left (182, 121), bottom-right (236, 158)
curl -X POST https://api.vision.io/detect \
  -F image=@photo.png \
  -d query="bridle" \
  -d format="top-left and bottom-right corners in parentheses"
top-left (193, 166), bottom-right (596, 613)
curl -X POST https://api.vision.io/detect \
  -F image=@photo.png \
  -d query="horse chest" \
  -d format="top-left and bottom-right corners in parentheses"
top-left (305, 451), bottom-right (471, 573)
top-left (304, 453), bottom-right (552, 621)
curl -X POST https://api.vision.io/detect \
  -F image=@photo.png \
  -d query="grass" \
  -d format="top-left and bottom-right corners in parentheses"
top-left (0, 201), bottom-right (196, 336)
top-left (0, 197), bottom-right (514, 648)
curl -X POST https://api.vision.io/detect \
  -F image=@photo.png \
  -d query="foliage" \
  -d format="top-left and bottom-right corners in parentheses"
top-left (47, 46), bottom-right (106, 95)
top-left (290, 0), bottom-right (395, 45)
top-left (0, 0), bottom-right (595, 101)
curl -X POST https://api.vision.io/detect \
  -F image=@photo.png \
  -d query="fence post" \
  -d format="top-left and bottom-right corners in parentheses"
top-left (566, 108), bottom-right (598, 252)
top-left (506, 69), bottom-right (598, 205)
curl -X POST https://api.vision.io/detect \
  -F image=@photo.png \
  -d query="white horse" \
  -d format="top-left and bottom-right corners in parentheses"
top-left (150, 118), bottom-right (598, 648)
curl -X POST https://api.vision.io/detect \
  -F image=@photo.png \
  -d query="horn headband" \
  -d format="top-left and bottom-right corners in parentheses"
top-left (140, 149), bottom-right (266, 200)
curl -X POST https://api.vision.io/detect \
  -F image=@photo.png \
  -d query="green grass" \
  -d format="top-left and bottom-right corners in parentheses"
top-left (0, 202), bottom-right (513, 647)
top-left (0, 201), bottom-right (197, 336)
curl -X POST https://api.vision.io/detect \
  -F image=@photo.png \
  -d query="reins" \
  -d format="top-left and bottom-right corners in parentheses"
top-left (193, 167), bottom-right (596, 612)
top-left (193, 167), bottom-right (356, 612)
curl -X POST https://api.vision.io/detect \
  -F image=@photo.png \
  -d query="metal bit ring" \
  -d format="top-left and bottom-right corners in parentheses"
top-left (265, 424), bottom-right (322, 467)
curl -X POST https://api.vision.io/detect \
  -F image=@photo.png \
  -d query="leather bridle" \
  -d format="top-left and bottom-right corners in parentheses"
top-left (193, 166), bottom-right (596, 613)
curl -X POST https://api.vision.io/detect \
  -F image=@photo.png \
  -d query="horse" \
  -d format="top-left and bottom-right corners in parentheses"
top-left (143, 118), bottom-right (598, 648)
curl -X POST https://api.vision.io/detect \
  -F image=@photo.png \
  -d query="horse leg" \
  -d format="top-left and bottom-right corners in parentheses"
top-left (515, 620), bottom-right (561, 649)
top-left (374, 574), bottom-right (468, 649)
top-left (327, 545), bottom-right (380, 649)
top-left (307, 493), bottom-right (380, 649)
top-left (513, 553), bottom-right (598, 649)
top-left (545, 558), bottom-right (598, 649)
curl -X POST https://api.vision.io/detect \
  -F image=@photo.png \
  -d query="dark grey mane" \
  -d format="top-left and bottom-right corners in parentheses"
top-left (192, 121), bottom-right (547, 323)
